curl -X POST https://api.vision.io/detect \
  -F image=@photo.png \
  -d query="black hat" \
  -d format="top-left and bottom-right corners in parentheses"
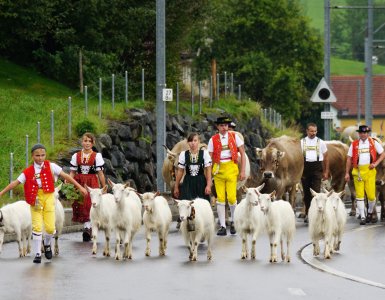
top-left (356, 125), bottom-right (371, 133)
top-left (215, 116), bottom-right (232, 124)
top-left (31, 143), bottom-right (46, 153)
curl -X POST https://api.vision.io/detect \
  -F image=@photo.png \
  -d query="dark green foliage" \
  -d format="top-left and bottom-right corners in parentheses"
top-left (75, 119), bottom-right (96, 137)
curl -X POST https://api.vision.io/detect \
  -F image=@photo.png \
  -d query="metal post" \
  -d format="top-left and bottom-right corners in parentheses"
top-left (125, 70), bottom-right (128, 105)
top-left (9, 153), bottom-right (13, 198)
top-left (99, 78), bottom-right (102, 119)
top-left (68, 96), bottom-right (72, 139)
top-left (191, 77), bottom-right (194, 115)
top-left (238, 84), bottom-right (241, 100)
top-left (365, 0), bottom-right (373, 127)
top-left (25, 135), bottom-right (29, 168)
top-left (216, 73), bottom-right (220, 101)
top-left (112, 73), bottom-right (115, 110)
top-left (176, 82), bottom-right (179, 115)
top-left (269, 107), bottom-right (272, 124)
top-left (51, 110), bottom-right (54, 147)
top-left (224, 71), bottom-right (227, 98)
top-left (209, 75), bottom-right (213, 107)
top-left (84, 85), bottom-right (88, 117)
top-left (324, 0), bottom-right (331, 140)
top-left (37, 121), bottom-right (40, 143)
top-left (199, 81), bottom-right (202, 114)
top-left (156, 0), bottom-right (166, 192)
top-left (357, 80), bottom-right (361, 124)
top-left (142, 68), bottom-right (145, 101)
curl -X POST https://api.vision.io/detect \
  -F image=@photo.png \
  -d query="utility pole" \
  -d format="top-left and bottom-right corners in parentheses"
top-left (156, 0), bottom-right (166, 192)
top-left (365, 0), bottom-right (373, 128)
top-left (324, 0), bottom-right (331, 140)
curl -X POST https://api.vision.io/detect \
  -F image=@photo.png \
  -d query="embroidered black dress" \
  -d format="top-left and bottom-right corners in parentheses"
top-left (180, 150), bottom-right (210, 201)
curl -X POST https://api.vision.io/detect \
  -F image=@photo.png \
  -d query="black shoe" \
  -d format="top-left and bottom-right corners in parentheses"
top-left (230, 222), bottom-right (236, 235)
top-left (366, 213), bottom-right (372, 224)
top-left (33, 254), bottom-right (41, 264)
top-left (217, 226), bottom-right (227, 236)
top-left (83, 228), bottom-right (92, 242)
top-left (43, 243), bottom-right (52, 260)
top-left (360, 218), bottom-right (366, 225)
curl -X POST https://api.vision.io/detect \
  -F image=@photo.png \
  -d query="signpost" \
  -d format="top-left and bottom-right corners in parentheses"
top-left (162, 88), bottom-right (173, 102)
top-left (320, 111), bottom-right (336, 119)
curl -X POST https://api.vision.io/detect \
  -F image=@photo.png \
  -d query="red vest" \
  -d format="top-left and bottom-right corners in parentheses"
top-left (212, 131), bottom-right (238, 164)
top-left (76, 150), bottom-right (96, 166)
top-left (23, 161), bottom-right (55, 205)
top-left (351, 138), bottom-right (377, 168)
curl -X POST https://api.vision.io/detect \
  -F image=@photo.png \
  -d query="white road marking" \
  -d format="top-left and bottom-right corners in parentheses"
top-left (288, 288), bottom-right (306, 296)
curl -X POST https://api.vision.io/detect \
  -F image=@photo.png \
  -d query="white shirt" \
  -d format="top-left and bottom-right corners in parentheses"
top-left (178, 150), bottom-right (212, 169)
top-left (70, 152), bottom-right (105, 172)
top-left (301, 137), bottom-right (327, 162)
top-left (17, 162), bottom-right (62, 187)
top-left (208, 131), bottom-right (244, 162)
top-left (347, 138), bottom-right (384, 165)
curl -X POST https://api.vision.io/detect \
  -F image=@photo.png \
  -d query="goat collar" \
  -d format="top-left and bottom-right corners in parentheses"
top-left (0, 210), bottom-right (3, 226)
top-left (187, 207), bottom-right (195, 220)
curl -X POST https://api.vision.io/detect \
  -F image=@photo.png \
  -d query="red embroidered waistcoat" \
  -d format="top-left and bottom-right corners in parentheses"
top-left (212, 131), bottom-right (238, 164)
top-left (23, 161), bottom-right (55, 205)
top-left (351, 138), bottom-right (377, 168)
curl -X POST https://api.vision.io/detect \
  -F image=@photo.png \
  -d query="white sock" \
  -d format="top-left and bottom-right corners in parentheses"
top-left (32, 233), bottom-right (42, 256)
top-left (229, 204), bottom-right (237, 222)
top-left (84, 221), bottom-right (92, 229)
top-left (44, 233), bottom-right (53, 247)
top-left (217, 204), bottom-right (226, 227)
top-left (357, 199), bottom-right (365, 218)
top-left (368, 200), bottom-right (376, 214)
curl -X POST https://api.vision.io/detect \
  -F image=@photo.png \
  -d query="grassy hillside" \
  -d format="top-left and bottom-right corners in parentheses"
top-left (0, 58), bottom-right (137, 199)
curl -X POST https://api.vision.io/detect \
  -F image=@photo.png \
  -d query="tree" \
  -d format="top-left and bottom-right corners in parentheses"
top-left (189, 0), bottom-right (323, 122)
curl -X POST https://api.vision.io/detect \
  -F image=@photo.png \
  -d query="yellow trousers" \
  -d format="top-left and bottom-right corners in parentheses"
top-left (213, 161), bottom-right (239, 205)
top-left (30, 189), bottom-right (56, 234)
top-left (352, 164), bottom-right (377, 201)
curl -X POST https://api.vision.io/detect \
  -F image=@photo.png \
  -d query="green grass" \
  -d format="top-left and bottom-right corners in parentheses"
top-left (300, 0), bottom-right (325, 33)
top-left (332, 57), bottom-right (385, 75)
top-left (1, 58), bottom-right (292, 204)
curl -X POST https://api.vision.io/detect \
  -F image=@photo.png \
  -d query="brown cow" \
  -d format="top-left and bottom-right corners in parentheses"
top-left (255, 135), bottom-right (303, 209)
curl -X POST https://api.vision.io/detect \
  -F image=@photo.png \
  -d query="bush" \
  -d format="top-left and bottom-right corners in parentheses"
top-left (75, 119), bottom-right (96, 137)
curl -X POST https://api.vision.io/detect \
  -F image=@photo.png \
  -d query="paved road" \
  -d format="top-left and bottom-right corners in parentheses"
top-left (1, 210), bottom-right (385, 300)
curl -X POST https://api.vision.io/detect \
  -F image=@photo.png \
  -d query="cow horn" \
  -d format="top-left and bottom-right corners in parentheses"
top-left (162, 144), bottom-right (177, 157)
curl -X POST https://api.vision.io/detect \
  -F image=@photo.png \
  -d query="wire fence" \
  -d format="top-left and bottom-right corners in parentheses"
top-left (4, 68), bottom-right (284, 198)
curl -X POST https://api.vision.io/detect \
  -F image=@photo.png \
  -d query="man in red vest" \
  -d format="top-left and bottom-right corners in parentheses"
top-left (208, 116), bottom-right (246, 236)
top-left (345, 125), bottom-right (385, 225)
top-left (0, 144), bottom-right (87, 263)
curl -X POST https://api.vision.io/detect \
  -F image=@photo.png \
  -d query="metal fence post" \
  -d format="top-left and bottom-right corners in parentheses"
top-left (84, 85), bottom-right (88, 117)
top-left (238, 84), bottom-right (241, 100)
top-left (125, 70), bottom-right (128, 105)
top-left (112, 73), bottom-right (115, 110)
top-left (142, 68), bottom-right (145, 101)
top-left (9, 153), bottom-right (13, 198)
top-left (51, 110), bottom-right (54, 147)
top-left (176, 82), bottom-right (179, 115)
top-left (199, 80), bottom-right (202, 114)
top-left (37, 121), bottom-right (40, 143)
top-left (68, 96), bottom-right (72, 139)
top-left (231, 73), bottom-right (234, 95)
top-left (99, 78), bottom-right (102, 119)
top-left (216, 73), bottom-right (220, 101)
top-left (210, 75), bottom-right (213, 108)
top-left (191, 77), bottom-right (194, 115)
top-left (224, 71), bottom-right (227, 98)
top-left (25, 135), bottom-right (29, 168)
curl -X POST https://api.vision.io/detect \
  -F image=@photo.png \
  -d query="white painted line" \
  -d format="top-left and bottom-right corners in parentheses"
top-left (288, 288), bottom-right (306, 296)
top-left (301, 242), bottom-right (385, 289)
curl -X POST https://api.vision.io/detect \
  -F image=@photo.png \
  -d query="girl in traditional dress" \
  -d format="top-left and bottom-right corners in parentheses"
top-left (69, 132), bottom-right (106, 241)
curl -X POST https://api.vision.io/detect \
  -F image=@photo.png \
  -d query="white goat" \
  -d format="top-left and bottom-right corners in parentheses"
top-left (257, 190), bottom-right (296, 263)
top-left (308, 189), bottom-right (337, 259)
top-left (0, 201), bottom-right (32, 257)
top-left (233, 184), bottom-right (265, 259)
top-left (175, 198), bottom-right (215, 261)
top-left (139, 191), bottom-right (172, 256)
top-left (327, 190), bottom-right (347, 252)
top-left (87, 185), bottom-right (117, 257)
top-left (109, 180), bottom-right (142, 260)
top-left (53, 185), bottom-right (65, 255)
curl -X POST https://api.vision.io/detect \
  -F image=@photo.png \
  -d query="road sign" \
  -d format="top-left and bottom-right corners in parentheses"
top-left (162, 88), bottom-right (173, 101)
top-left (320, 111), bottom-right (336, 119)
top-left (310, 77), bottom-right (337, 103)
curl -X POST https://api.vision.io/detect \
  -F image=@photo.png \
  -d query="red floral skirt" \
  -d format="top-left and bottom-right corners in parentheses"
top-left (72, 174), bottom-right (99, 223)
